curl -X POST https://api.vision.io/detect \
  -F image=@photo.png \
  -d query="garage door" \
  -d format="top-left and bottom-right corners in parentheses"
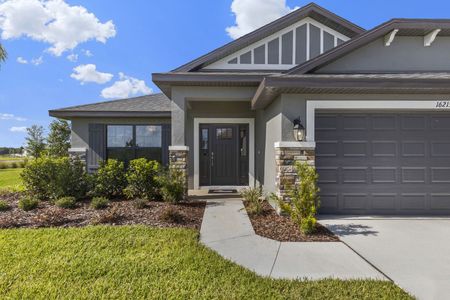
top-left (316, 112), bottom-right (450, 215)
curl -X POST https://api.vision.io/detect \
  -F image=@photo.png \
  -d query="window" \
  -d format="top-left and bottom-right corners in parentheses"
top-left (216, 128), bottom-right (232, 140)
top-left (107, 125), bottom-right (166, 164)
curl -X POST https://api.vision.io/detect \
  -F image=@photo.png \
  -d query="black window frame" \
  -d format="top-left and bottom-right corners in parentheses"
top-left (106, 124), bottom-right (169, 165)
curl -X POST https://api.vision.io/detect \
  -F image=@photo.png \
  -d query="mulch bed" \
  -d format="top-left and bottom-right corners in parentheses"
top-left (0, 192), bottom-right (205, 230)
top-left (243, 200), bottom-right (339, 242)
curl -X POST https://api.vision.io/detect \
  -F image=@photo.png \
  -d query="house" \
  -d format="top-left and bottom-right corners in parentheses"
top-left (50, 3), bottom-right (450, 215)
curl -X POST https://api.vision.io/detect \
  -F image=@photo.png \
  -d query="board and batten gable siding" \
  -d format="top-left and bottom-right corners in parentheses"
top-left (203, 17), bottom-right (349, 71)
top-left (316, 36), bottom-right (450, 73)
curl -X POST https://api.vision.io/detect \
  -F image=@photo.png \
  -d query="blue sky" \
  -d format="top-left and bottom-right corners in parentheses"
top-left (1, 0), bottom-right (450, 147)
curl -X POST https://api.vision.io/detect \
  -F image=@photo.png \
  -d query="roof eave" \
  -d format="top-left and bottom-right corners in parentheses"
top-left (252, 76), bottom-right (450, 109)
top-left (49, 110), bottom-right (171, 119)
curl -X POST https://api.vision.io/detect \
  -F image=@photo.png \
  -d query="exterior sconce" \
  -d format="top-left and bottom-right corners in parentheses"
top-left (293, 117), bottom-right (305, 142)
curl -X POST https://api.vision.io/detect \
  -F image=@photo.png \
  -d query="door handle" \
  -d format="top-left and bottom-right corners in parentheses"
top-left (211, 152), bottom-right (214, 167)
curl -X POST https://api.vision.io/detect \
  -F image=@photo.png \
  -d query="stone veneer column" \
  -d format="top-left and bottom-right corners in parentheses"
top-left (275, 142), bottom-right (316, 204)
top-left (169, 146), bottom-right (189, 200)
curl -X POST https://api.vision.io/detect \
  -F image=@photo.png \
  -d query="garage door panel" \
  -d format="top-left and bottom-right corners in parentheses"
top-left (316, 112), bottom-right (450, 215)
top-left (430, 194), bottom-right (450, 209)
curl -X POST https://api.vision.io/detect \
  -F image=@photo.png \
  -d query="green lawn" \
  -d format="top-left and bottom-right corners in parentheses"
top-left (0, 168), bottom-right (23, 189)
top-left (0, 226), bottom-right (411, 299)
top-left (0, 155), bottom-right (24, 161)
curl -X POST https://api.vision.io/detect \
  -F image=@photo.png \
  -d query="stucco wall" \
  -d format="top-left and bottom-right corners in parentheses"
top-left (70, 117), bottom-right (171, 149)
top-left (317, 36), bottom-right (450, 73)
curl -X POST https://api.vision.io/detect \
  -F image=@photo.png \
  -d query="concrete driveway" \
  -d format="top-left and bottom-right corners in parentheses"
top-left (319, 216), bottom-right (450, 300)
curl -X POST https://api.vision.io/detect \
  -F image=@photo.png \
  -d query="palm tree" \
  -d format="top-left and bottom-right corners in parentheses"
top-left (0, 43), bottom-right (6, 63)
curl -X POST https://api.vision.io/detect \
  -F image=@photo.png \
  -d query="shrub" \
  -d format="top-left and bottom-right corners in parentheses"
top-left (93, 160), bottom-right (126, 198)
top-left (124, 158), bottom-right (160, 200)
top-left (91, 205), bottom-right (122, 224)
top-left (159, 206), bottom-right (184, 223)
top-left (91, 197), bottom-right (109, 210)
top-left (133, 198), bottom-right (148, 209)
top-left (241, 186), bottom-right (264, 215)
top-left (21, 156), bottom-right (87, 201)
top-left (273, 162), bottom-right (320, 235)
top-left (0, 200), bottom-right (9, 211)
top-left (155, 168), bottom-right (185, 203)
top-left (55, 196), bottom-right (77, 209)
top-left (19, 196), bottom-right (39, 211)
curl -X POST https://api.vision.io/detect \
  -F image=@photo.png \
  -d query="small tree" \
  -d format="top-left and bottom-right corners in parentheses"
top-left (274, 161), bottom-right (320, 235)
top-left (47, 119), bottom-right (71, 157)
top-left (25, 125), bottom-right (46, 158)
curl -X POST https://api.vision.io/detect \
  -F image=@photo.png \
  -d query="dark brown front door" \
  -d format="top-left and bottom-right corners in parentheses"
top-left (199, 124), bottom-right (249, 186)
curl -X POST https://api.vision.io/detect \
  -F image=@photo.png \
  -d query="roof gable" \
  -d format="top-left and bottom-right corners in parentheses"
top-left (173, 3), bottom-right (364, 72)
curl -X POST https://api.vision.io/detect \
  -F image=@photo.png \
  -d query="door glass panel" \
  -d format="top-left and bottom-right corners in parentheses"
top-left (240, 128), bottom-right (247, 157)
top-left (216, 128), bottom-right (232, 140)
top-left (201, 128), bottom-right (209, 150)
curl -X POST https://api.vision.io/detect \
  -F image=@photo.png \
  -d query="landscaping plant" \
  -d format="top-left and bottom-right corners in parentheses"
top-left (133, 198), bottom-right (148, 209)
top-left (21, 156), bottom-right (87, 201)
top-left (18, 196), bottom-right (39, 211)
top-left (93, 159), bottom-right (127, 198)
top-left (55, 197), bottom-right (77, 209)
top-left (274, 161), bottom-right (320, 235)
top-left (241, 186), bottom-right (264, 215)
top-left (159, 206), bottom-right (184, 223)
top-left (91, 197), bottom-right (109, 210)
top-left (124, 158), bottom-right (160, 200)
top-left (47, 119), bottom-right (71, 158)
top-left (155, 168), bottom-right (185, 203)
top-left (0, 200), bottom-right (9, 211)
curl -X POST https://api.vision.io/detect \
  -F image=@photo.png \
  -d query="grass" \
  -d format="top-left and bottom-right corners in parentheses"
top-left (0, 156), bottom-right (24, 161)
top-left (0, 226), bottom-right (412, 299)
top-left (0, 168), bottom-right (23, 190)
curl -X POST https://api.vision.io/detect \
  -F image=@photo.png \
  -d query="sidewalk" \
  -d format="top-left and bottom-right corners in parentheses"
top-left (200, 197), bottom-right (386, 280)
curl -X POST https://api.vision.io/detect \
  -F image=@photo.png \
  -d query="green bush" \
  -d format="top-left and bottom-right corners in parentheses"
top-left (93, 160), bottom-right (126, 198)
top-left (19, 196), bottom-right (39, 211)
top-left (0, 200), bottom-right (10, 211)
top-left (91, 197), bottom-right (109, 210)
top-left (272, 162), bottom-right (320, 235)
top-left (241, 186), bottom-right (264, 215)
top-left (124, 159), bottom-right (160, 200)
top-left (55, 196), bottom-right (77, 209)
top-left (21, 156), bottom-right (87, 201)
top-left (155, 168), bottom-right (185, 203)
top-left (133, 198), bottom-right (148, 209)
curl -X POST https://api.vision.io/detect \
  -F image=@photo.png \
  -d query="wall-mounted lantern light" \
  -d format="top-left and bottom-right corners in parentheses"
top-left (293, 117), bottom-right (305, 142)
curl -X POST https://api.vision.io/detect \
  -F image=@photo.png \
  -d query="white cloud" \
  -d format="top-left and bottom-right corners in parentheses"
top-left (16, 56), bottom-right (27, 64)
top-left (67, 53), bottom-right (78, 62)
top-left (81, 49), bottom-right (92, 57)
top-left (31, 56), bottom-right (43, 65)
top-left (0, 0), bottom-right (116, 56)
top-left (10, 126), bottom-right (27, 133)
top-left (101, 73), bottom-right (152, 99)
top-left (226, 0), bottom-right (295, 39)
top-left (0, 113), bottom-right (26, 121)
top-left (70, 64), bottom-right (113, 85)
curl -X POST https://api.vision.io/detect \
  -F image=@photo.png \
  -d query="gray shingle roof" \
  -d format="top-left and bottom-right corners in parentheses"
top-left (49, 93), bottom-right (171, 118)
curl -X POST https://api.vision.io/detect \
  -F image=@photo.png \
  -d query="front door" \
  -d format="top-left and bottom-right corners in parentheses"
top-left (199, 124), bottom-right (249, 186)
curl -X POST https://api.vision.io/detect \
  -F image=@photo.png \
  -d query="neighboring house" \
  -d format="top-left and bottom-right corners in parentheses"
top-left (50, 3), bottom-right (450, 215)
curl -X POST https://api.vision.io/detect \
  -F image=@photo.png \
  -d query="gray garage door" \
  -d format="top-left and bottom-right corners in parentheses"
top-left (316, 112), bottom-right (450, 215)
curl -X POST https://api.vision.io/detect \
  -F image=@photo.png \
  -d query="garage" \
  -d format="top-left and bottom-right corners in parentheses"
top-left (316, 112), bottom-right (450, 215)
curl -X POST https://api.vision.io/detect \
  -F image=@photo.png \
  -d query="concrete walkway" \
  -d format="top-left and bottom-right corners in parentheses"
top-left (200, 197), bottom-right (386, 280)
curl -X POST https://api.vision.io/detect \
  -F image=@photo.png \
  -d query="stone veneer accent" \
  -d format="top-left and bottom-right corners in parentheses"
top-left (275, 142), bottom-right (316, 204)
top-left (169, 146), bottom-right (189, 200)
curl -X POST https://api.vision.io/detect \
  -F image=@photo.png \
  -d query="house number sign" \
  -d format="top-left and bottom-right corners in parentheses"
top-left (435, 101), bottom-right (450, 108)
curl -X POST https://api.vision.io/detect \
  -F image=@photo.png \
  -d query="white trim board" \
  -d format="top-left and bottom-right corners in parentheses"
top-left (193, 118), bottom-right (255, 190)
top-left (306, 100), bottom-right (450, 142)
